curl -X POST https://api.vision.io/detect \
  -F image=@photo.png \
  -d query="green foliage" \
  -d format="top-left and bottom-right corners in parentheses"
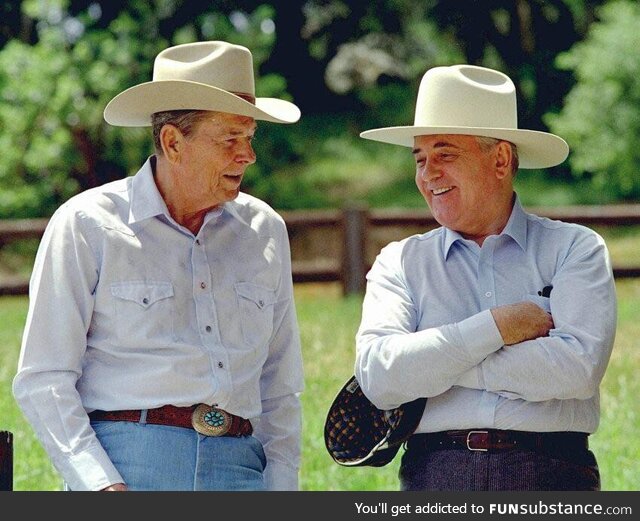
top-left (0, 0), bottom-right (166, 217)
top-left (244, 111), bottom-right (422, 210)
top-left (3, 0), bottom-right (637, 216)
top-left (545, 0), bottom-right (640, 201)
top-left (0, 1), bottom-right (287, 218)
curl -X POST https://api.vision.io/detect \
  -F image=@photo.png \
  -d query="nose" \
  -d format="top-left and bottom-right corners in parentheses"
top-left (418, 159), bottom-right (441, 182)
top-left (236, 139), bottom-right (256, 165)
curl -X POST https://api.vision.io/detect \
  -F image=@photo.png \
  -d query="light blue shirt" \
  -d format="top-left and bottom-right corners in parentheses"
top-left (13, 157), bottom-right (304, 491)
top-left (355, 195), bottom-right (616, 434)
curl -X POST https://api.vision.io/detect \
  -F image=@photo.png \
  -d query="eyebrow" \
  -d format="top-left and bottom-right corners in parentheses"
top-left (213, 126), bottom-right (257, 141)
top-left (227, 125), bottom-right (257, 136)
top-left (412, 141), bottom-right (461, 155)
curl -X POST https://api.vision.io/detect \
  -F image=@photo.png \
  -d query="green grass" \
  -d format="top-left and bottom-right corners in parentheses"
top-left (595, 279), bottom-right (640, 490)
top-left (295, 284), bottom-right (401, 491)
top-left (0, 296), bottom-right (62, 491)
top-left (2, 281), bottom-right (639, 491)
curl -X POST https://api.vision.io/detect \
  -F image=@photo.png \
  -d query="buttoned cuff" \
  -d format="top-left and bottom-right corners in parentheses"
top-left (458, 309), bottom-right (504, 359)
top-left (65, 447), bottom-right (125, 491)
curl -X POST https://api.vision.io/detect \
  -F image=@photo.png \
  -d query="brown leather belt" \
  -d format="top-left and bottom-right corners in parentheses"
top-left (408, 429), bottom-right (589, 453)
top-left (89, 404), bottom-right (252, 437)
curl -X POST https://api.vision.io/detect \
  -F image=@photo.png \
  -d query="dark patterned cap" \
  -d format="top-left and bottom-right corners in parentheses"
top-left (324, 375), bottom-right (427, 467)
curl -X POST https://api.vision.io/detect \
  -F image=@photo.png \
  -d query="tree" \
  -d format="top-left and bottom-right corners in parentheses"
top-left (286, 1), bottom-right (606, 165)
top-left (545, 0), bottom-right (640, 200)
top-left (0, 0), bottom-right (286, 217)
top-left (0, 1), bottom-right (161, 216)
top-left (0, 1), bottom-right (618, 216)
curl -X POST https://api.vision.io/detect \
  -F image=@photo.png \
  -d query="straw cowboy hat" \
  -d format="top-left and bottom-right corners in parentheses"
top-left (360, 64), bottom-right (568, 169)
top-left (104, 41), bottom-right (300, 126)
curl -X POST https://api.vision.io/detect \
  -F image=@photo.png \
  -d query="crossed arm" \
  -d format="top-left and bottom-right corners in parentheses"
top-left (355, 240), bottom-right (616, 410)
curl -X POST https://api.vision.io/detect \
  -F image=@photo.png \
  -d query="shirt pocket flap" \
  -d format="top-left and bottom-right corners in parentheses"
top-left (110, 281), bottom-right (174, 309)
top-left (235, 282), bottom-right (277, 310)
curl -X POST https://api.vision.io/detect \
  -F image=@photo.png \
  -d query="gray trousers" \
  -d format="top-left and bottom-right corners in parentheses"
top-left (399, 438), bottom-right (600, 491)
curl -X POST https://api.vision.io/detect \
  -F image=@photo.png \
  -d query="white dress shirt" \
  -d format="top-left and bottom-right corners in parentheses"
top-left (13, 157), bottom-right (304, 491)
top-left (356, 196), bottom-right (616, 434)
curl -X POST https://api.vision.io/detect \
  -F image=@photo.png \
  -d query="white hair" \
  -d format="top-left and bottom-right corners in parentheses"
top-left (475, 136), bottom-right (519, 175)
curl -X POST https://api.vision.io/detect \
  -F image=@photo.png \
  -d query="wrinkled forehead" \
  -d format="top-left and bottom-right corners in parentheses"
top-left (200, 111), bottom-right (257, 133)
top-left (412, 133), bottom-right (479, 152)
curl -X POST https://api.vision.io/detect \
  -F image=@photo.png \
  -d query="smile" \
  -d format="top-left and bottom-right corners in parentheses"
top-left (432, 186), bottom-right (453, 195)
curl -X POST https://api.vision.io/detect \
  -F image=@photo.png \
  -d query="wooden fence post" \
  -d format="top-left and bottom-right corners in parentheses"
top-left (0, 431), bottom-right (12, 491)
top-left (341, 204), bottom-right (368, 295)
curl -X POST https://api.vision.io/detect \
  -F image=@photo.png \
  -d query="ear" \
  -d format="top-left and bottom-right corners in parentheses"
top-left (494, 141), bottom-right (513, 179)
top-left (159, 124), bottom-right (183, 164)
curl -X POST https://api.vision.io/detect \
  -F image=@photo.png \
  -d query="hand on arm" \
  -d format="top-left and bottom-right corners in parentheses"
top-left (491, 301), bottom-right (554, 346)
top-left (477, 233), bottom-right (616, 403)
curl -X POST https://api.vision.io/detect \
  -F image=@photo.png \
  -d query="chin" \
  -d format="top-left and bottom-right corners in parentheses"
top-left (225, 189), bottom-right (241, 201)
top-left (430, 210), bottom-right (456, 229)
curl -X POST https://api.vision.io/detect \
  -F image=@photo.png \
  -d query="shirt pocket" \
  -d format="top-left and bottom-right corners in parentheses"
top-left (110, 280), bottom-right (175, 345)
top-left (235, 282), bottom-right (277, 349)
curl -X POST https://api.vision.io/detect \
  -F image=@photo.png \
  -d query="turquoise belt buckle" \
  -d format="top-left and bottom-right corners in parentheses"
top-left (192, 404), bottom-right (231, 436)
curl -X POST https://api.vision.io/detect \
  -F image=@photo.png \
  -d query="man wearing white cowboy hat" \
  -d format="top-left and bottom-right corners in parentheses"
top-left (354, 64), bottom-right (616, 490)
top-left (13, 41), bottom-right (304, 491)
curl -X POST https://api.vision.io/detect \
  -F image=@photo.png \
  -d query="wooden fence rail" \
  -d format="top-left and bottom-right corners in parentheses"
top-left (2, 204), bottom-right (640, 296)
top-left (281, 204), bottom-right (640, 292)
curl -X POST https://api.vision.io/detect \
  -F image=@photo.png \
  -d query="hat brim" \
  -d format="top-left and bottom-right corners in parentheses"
top-left (360, 125), bottom-right (569, 169)
top-left (103, 80), bottom-right (300, 126)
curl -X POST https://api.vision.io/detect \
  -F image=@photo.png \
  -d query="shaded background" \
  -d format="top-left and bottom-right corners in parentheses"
top-left (2, 0), bottom-right (640, 218)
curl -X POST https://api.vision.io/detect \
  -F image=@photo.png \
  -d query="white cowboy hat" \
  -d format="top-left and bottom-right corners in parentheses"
top-left (104, 41), bottom-right (300, 126)
top-left (360, 64), bottom-right (568, 168)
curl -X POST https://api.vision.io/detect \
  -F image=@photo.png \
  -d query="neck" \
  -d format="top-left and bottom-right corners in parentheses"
top-left (153, 155), bottom-right (216, 235)
top-left (462, 191), bottom-right (516, 246)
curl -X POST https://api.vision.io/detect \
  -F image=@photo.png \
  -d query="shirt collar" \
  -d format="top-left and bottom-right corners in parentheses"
top-left (221, 198), bottom-right (251, 228)
top-left (442, 193), bottom-right (528, 259)
top-left (128, 156), bottom-right (237, 228)
top-left (502, 194), bottom-right (528, 251)
top-left (128, 156), bottom-right (171, 225)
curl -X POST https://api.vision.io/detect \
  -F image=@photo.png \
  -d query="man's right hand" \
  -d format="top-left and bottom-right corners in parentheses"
top-left (101, 483), bottom-right (127, 491)
top-left (491, 301), bottom-right (554, 346)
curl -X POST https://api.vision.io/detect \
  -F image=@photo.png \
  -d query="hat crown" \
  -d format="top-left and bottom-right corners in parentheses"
top-left (359, 63), bottom-right (569, 168)
top-left (153, 41), bottom-right (255, 96)
top-left (415, 65), bottom-right (517, 129)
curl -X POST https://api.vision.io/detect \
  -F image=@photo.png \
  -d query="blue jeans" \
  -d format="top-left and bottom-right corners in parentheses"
top-left (89, 419), bottom-right (266, 491)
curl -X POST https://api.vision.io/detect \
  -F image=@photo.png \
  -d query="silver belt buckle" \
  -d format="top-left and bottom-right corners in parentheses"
top-left (466, 430), bottom-right (489, 451)
top-left (192, 404), bottom-right (231, 436)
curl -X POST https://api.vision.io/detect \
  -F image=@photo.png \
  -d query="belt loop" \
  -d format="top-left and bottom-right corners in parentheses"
top-left (139, 409), bottom-right (148, 425)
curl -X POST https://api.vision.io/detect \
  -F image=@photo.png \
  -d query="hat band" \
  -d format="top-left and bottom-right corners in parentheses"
top-left (233, 92), bottom-right (256, 105)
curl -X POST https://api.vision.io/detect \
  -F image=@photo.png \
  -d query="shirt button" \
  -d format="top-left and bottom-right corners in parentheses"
top-left (218, 361), bottom-right (224, 369)
top-left (200, 282), bottom-right (207, 289)
top-left (485, 291), bottom-right (492, 297)
top-left (195, 239), bottom-right (201, 245)
top-left (142, 297), bottom-right (149, 305)
top-left (205, 325), bottom-right (212, 332)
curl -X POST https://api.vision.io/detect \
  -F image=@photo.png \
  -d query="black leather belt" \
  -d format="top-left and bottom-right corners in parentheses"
top-left (408, 429), bottom-right (589, 454)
